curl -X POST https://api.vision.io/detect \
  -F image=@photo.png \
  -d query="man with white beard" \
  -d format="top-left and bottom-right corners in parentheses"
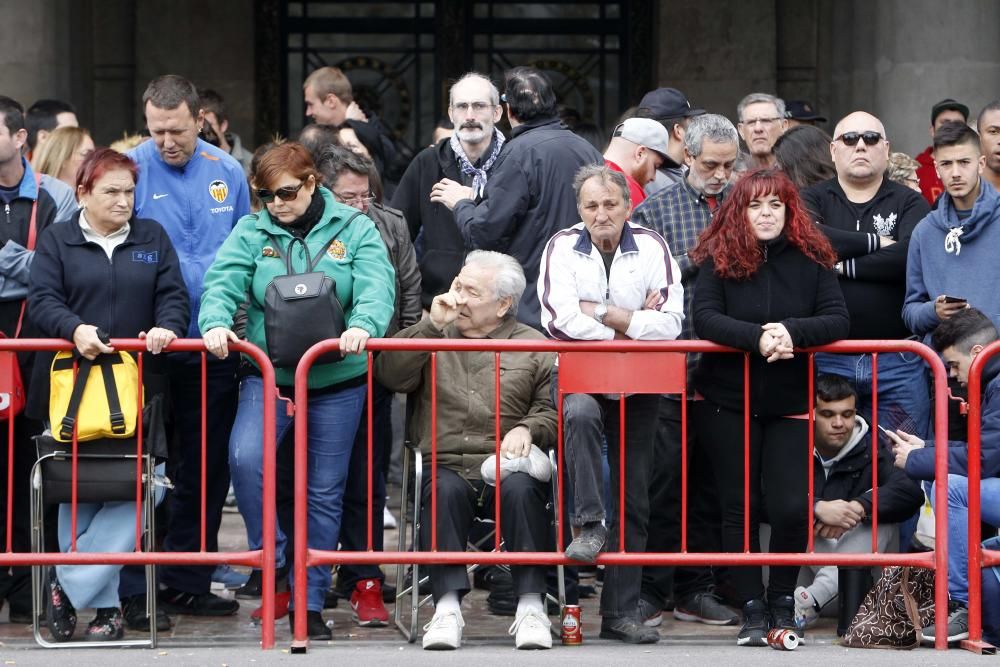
top-left (392, 72), bottom-right (507, 310)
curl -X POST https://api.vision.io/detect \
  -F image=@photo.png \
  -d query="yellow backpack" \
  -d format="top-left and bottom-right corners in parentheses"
top-left (49, 351), bottom-right (142, 442)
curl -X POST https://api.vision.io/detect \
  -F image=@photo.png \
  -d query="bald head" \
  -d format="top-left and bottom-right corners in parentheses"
top-left (830, 111), bottom-right (890, 186)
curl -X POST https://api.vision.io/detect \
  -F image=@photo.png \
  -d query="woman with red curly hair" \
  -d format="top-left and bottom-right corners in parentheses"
top-left (689, 168), bottom-right (849, 647)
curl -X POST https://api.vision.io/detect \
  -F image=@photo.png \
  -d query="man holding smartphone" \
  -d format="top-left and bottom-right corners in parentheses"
top-left (903, 121), bottom-right (1000, 340)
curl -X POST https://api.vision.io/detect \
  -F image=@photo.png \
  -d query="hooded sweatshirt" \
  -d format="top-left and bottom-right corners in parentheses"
top-left (815, 415), bottom-right (923, 522)
top-left (903, 179), bottom-right (1000, 339)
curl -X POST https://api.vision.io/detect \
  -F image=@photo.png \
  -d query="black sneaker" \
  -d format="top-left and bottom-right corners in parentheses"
top-left (45, 569), bottom-right (77, 642)
top-left (84, 607), bottom-right (124, 641)
top-left (599, 615), bottom-right (660, 644)
top-left (736, 598), bottom-right (770, 646)
top-left (474, 565), bottom-right (513, 591)
top-left (235, 569), bottom-right (263, 599)
top-left (158, 586), bottom-right (239, 616)
top-left (289, 609), bottom-right (332, 640)
top-left (769, 595), bottom-right (798, 634)
top-left (565, 523), bottom-right (608, 564)
top-left (122, 593), bottom-right (172, 631)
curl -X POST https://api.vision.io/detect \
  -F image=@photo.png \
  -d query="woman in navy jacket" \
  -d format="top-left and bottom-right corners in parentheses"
top-left (27, 148), bottom-right (188, 642)
top-left (689, 168), bottom-right (849, 647)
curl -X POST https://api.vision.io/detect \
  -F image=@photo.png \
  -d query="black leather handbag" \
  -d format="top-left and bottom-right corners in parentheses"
top-left (263, 218), bottom-right (359, 368)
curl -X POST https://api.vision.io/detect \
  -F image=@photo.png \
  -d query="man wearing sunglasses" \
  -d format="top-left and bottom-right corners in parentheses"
top-left (124, 74), bottom-right (251, 629)
top-left (801, 111), bottom-right (931, 445)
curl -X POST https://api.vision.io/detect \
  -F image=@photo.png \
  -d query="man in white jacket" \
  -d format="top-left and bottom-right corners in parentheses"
top-left (537, 164), bottom-right (683, 644)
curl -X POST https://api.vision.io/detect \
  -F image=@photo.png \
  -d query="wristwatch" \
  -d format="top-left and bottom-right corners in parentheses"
top-left (594, 304), bottom-right (608, 325)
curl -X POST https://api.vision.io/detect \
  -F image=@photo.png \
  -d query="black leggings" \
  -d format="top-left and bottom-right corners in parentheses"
top-left (694, 401), bottom-right (809, 604)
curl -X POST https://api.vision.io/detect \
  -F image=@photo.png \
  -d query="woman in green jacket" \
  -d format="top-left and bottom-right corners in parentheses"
top-left (199, 142), bottom-right (394, 639)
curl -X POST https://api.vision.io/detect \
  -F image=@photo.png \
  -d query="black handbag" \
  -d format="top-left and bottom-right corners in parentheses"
top-left (263, 217), bottom-right (360, 368)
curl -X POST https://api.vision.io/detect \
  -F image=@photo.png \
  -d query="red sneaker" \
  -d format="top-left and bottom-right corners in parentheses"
top-left (350, 579), bottom-right (389, 627)
top-left (251, 591), bottom-right (291, 620)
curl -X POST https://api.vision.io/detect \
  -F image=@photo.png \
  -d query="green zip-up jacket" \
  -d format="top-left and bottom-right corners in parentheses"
top-left (199, 187), bottom-right (395, 388)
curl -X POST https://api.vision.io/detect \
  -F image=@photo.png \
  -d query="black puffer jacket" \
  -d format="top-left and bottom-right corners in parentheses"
top-left (814, 416), bottom-right (924, 522)
top-left (693, 236), bottom-right (850, 417)
top-left (452, 117), bottom-right (603, 329)
top-left (391, 138), bottom-right (482, 308)
top-left (367, 202), bottom-right (422, 336)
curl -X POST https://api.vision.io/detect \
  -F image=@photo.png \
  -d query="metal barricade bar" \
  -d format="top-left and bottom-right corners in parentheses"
top-left (293, 337), bottom-right (951, 651)
top-left (0, 338), bottom-right (279, 650)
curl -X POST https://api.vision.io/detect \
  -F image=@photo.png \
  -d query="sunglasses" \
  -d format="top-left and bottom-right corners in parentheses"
top-left (836, 131), bottom-right (884, 147)
top-left (256, 180), bottom-right (306, 203)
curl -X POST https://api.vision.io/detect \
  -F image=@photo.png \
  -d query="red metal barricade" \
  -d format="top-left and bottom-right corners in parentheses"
top-left (0, 338), bottom-right (279, 650)
top-left (293, 337), bottom-right (952, 651)
top-left (961, 340), bottom-right (1000, 654)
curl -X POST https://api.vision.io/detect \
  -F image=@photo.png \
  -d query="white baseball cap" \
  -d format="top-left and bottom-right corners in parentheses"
top-left (613, 117), bottom-right (670, 159)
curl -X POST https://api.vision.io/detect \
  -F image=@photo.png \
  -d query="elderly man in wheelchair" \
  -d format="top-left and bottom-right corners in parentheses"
top-left (376, 250), bottom-right (557, 651)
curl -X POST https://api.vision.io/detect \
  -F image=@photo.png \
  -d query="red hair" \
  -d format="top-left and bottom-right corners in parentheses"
top-left (77, 147), bottom-right (139, 193)
top-left (690, 168), bottom-right (836, 280)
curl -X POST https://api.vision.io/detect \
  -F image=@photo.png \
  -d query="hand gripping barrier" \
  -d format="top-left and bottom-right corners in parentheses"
top-left (292, 337), bottom-right (952, 651)
top-left (0, 338), bottom-right (279, 650)
top-left (961, 340), bottom-right (1000, 655)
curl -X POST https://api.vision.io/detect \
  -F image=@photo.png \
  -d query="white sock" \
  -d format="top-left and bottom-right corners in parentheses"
top-left (435, 591), bottom-right (461, 615)
top-left (516, 593), bottom-right (544, 617)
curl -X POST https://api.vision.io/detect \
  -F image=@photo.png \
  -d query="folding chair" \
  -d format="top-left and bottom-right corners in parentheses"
top-left (30, 436), bottom-right (159, 648)
top-left (393, 440), bottom-right (565, 642)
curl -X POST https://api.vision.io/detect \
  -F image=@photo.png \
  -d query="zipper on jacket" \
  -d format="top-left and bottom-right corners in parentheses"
top-left (4, 203), bottom-right (9, 224)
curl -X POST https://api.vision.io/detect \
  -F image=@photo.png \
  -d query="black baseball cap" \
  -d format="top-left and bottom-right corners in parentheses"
top-left (784, 99), bottom-right (827, 122)
top-left (637, 87), bottom-right (705, 120)
top-left (931, 98), bottom-right (970, 124)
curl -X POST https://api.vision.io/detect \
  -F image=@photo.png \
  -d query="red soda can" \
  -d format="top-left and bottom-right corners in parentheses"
top-left (561, 605), bottom-right (583, 645)
top-left (767, 627), bottom-right (800, 650)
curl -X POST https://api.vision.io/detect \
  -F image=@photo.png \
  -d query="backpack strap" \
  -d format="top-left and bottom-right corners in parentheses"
top-left (58, 354), bottom-right (126, 440)
top-left (13, 173), bottom-right (42, 339)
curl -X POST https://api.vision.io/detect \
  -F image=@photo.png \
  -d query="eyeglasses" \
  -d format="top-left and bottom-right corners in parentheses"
top-left (333, 191), bottom-right (375, 208)
top-left (740, 117), bottom-right (782, 128)
top-left (835, 131), bottom-right (884, 147)
top-left (256, 181), bottom-right (306, 203)
top-left (451, 101), bottom-right (495, 113)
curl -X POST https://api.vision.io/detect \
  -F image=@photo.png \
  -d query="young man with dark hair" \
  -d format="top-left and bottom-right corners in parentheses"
top-left (793, 374), bottom-right (922, 629)
top-left (25, 98), bottom-right (77, 153)
top-left (977, 100), bottom-right (1000, 193)
top-left (430, 66), bottom-right (603, 330)
top-left (890, 308), bottom-right (1000, 642)
top-left (915, 98), bottom-right (970, 205)
top-left (198, 89), bottom-right (253, 173)
top-left (634, 87), bottom-right (705, 195)
top-left (903, 121), bottom-right (1000, 341)
top-left (0, 94), bottom-right (59, 624)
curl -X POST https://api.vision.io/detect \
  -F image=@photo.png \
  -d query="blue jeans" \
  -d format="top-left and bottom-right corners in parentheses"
top-left (815, 351), bottom-right (930, 437)
top-left (931, 474), bottom-right (1000, 604)
top-left (229, 376), bottom-right (365, 612)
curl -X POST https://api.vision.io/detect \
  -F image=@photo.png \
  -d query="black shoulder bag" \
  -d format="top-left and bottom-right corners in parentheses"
top-left (263, 217), bottom-right (360, 368)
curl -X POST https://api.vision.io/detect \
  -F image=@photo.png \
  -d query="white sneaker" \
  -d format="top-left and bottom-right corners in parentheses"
top-left (383, 505), bottom-right (398, 530)
top-left (422, 610), bottom-right (464, 650)
top-left (793, 585), bottom-right (820, 629)
top-left (509, 609), bottom-right (552, 650)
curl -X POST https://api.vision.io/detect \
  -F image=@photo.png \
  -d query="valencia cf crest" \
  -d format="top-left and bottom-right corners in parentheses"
top-left (327, 240), bottom-right (347, 259)
top-left (208, 179), bottom-right (229, 203)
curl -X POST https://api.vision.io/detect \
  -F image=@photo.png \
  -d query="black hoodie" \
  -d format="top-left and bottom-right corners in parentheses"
top-left (801, 177), bottom-right (930, 339)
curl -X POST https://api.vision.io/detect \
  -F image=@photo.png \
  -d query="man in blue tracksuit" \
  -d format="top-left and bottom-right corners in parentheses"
top-left (120, 75), bottom-right (250, 629)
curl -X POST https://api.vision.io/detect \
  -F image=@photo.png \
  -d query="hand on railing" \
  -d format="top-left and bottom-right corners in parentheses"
top-left (203, 327), bottom-right (240, 359)
top-left (139, 327), bottom-right (177, 355)
top-left (72, 324), bottom-right (115, 359)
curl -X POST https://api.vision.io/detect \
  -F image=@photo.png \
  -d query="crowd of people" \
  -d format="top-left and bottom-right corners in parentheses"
top-left (0, 63), bottom-right (997, 651)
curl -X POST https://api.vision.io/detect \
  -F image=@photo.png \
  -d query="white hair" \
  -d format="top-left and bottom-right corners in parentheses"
top-left (463, 250), bottom-right (526, 317)
top-left (737, 92), bottom-right (786, 122)
top-left (449, 72), bottom-right (500, 107)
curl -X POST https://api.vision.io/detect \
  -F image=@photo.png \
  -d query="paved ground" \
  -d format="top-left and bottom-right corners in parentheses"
top-left (1, 488), bottom-right (994, 665)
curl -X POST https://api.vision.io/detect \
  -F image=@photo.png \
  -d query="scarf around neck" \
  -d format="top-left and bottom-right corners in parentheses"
top-left (450, 128), bottom-right (505, 199)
